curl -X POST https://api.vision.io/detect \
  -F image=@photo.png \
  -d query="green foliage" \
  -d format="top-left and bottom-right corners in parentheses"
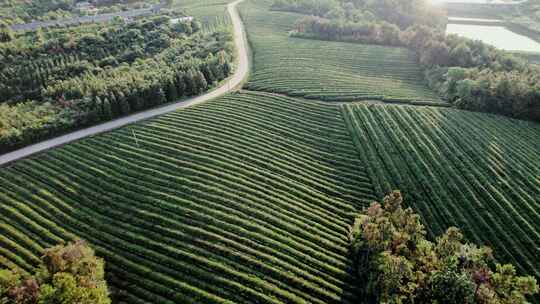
top-left (350, 191), bottom-right (539, 303)
top-left (271, 0), bottom-right (340, 17)
top-left (343, 103), bottom-right (540, 286)
top-left (0, 27), bottom-right (14, 43)
top-left (0, 0), bottom-right (161, 24)
top-left (0, 91), bottom-right (376, 303)
top-left (423, 266), bottom-right (476, 304)
top-left (0, 270), bottom-right (21, 298)
top-left (0, 12), bottom-right (234, 152)
top-left (282, 0), bottom-right (539, 121)
top-left (0, 0), bottom-right (74, 24)
top-left (0, 102), bottom-right (66, 151)
top-left (272, 0), bottom-right (445, 29)
top-left (0, 91), bottom-right (539, 303)
top-left (0, 241), bottom-right (110, 304)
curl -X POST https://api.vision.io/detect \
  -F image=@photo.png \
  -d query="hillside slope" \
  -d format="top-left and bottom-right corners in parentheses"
top-left (0, 91), bottom-right (374, 304)
top-left (239, 0), bottom-right (440, 103)
top-left (1, 90), bottom-right (540, 303)
top-left (342, 103), bottom-right (540, 278)
top-left (1, 0), bottom-right (540, 303)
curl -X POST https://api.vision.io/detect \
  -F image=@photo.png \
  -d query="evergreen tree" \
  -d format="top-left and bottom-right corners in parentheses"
top-left (102, 97), bottom-right (113, 120)
top-left (183, 70), bottom-right (196, 95)
top-left (166, 80), bottom-right (178, 102)
top-left (175, 73), bottom-right (186, 97)
top-left (202, 64), bottom-right (216, 85)
top-left (156, 87), bottom-right (166, 105)
top-left (194, 70), bottom-right (208, 93)
top-left (94, 96), bottom-right (103, 119)
top-left (118, 92), bottom-right (131, 115)
top-left (133, 95), bottom-right (145, 111)
top-left (223, 62), bottom-right (232, 78)
top-left (35, 27), bottom-right (45, 44)
top-left (0, 21), bottom-right (14, 43)
top-left (108, 93), bottom-right (120, 117)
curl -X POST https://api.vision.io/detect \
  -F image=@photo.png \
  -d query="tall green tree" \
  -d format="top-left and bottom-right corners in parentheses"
top-left (350, 191), bottom-right (539, 303)
top-left (194, 70), bottom-right (208, 93)
top-left (166, 80), bottom-right (178, 102)
top-left (1, 240), bottom-right (111, 304)
top-left (102, 97), bottom-right (113, 120)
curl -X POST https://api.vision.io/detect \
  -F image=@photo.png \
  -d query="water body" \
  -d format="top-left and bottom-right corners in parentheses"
top-left (432, 0), bottom-right (524, 4)
top-left (448, 16), bottom-right (502, 23)
top-left (446, 23), bottom-right (540, 52)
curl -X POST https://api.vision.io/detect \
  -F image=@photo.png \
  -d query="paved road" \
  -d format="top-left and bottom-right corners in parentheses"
top-left (0, 0), bottom-right (249, 167)
top-left (11, 4), bottom-right (164, 31)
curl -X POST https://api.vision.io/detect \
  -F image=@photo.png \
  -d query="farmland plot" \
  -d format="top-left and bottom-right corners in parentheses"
top-left (343, 103), bottom-right (540, 279)
top-left (0, 91), bottom-right (376, 304)
top-left (176, 0), bottom-right (235, 26)
top-left (1, 91), bottom-right (539, 303)
top-left (239, 0), bottom-right (441, 103)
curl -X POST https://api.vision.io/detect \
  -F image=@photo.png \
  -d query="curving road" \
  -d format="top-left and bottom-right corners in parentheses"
top-left (0, 0), bottom-right (249, 167)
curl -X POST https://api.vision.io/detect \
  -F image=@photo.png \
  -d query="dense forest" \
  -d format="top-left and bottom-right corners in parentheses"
top-left (0, 0), bottom-right (75, 24)
top-left (274, 0), bottom-right (540, 122)
top-left (0, 13), bottom-right (234, 152)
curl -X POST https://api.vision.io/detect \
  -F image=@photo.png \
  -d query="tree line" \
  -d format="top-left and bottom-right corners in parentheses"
top-left (276, 0), bottom-right (540, 122)
top-left (0, 14), bottom-right (234, 153)
top-left (271, 0), bottom-right (445, 30)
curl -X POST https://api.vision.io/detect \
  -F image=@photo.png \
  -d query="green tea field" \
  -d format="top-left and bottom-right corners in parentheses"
top-left (0, 92), bottom-right (374, 304)
top-left (1, 0), bottom-right (540, 303)
top-left (343, 103), bottom-right (540, 278)
top-left (177, 0), bottom-right (235, 26)
top-left (239, 0), bottom-right (442, 103)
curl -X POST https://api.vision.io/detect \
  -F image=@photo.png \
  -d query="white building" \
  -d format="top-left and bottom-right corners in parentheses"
top-left (75, 1), bottom-right (92, 9)
top-left (170, 16), bottom-right (194, 24)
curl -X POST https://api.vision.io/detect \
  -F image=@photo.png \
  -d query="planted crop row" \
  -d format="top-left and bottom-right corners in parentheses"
top-left (239, 0), bottom-right (441, 103)
top-left (343, 103), bottom-right (540, 279)
top-left (0, 91), bottom-right (377, 303)
top-left (176, 0), bottom-right (234, 28)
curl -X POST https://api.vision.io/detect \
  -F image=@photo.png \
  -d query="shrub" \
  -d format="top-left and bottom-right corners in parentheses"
top-left (349, 191), bottom-right (539, 303)
top-left (0, 240), bottom-right (111, 304)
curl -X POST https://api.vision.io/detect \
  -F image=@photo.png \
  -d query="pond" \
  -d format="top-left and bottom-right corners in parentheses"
top-left (447, 17), bottom-right (502, 24)
top-left (446, 23), bottom-right (540, 52)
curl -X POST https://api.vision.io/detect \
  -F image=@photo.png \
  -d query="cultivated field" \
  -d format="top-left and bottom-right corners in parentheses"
top-left (239, 0), bottom-right (441, 103)
top-left (0, 91), bottom-right (375, 304)
top-left (1, 91), bottom-right (539, 303)
top-left (177, 0), bottom-right (235, 26)
top-left (343, 103), bottom-right (540, 279)
top-left (1, 0), bottom-right (540, 303)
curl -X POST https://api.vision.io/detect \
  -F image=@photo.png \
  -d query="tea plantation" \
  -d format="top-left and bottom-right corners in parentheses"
top-left (0, 92), bottom-right (375, 304)
top-left (239, 0), bottom-right (442, 104)
top-left (343, 103), bottom-right (540, 278)
top-left (1, 91), bottom-right (539, 303)
top-left (1, 0), bottom-right (539, 303)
